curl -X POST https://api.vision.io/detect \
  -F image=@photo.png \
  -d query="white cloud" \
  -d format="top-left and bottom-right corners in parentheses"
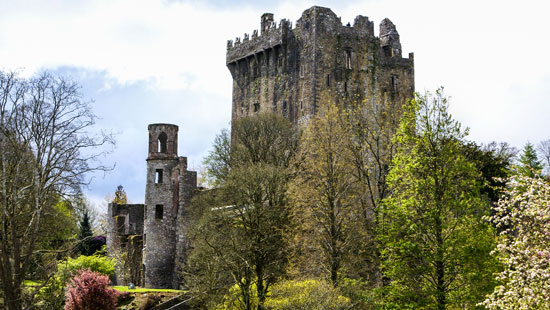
top-left (2, 0), bottom-right (550, 203)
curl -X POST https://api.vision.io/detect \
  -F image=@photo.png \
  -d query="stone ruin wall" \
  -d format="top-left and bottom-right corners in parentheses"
top-left (226, 6), bottom-right (414, 126)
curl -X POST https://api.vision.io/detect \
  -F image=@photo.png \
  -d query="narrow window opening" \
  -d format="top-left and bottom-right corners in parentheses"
top-left (390, 75), bottom-right (398, 92)
top-left (326, 74), bottom-right (331, 87)
top-left (157, 132), bottom-right (167, 153)
top-left (282, 101), bottom-right (288, 117)
top-left (300, 100), bottom-right (303, 110)
top-left (253, 102), bottom-right (260, 112)
top-left (278, 55), bottom-right (283, 68)
top-left (344, 82), bottom-right (348, 92)
top-left (155, 205), bottom-right (163, 220)
top-left (155, 169), bottom-right (163, 184)
top-left (383, 46), bottom-right (392, 57)
top-left (345, 50), bottom-right (352, 69)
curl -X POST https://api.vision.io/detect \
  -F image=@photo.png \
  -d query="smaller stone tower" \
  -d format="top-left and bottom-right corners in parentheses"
top-left (143, 124), bottom-right (192, 288)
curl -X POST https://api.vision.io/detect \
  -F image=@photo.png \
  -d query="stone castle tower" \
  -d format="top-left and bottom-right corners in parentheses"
top-left (226, 6), bottom-right (414, 124)
top-left (107, 124), bottom-right (197, 289)
top-left (107, 6), bottom-right (414, 290)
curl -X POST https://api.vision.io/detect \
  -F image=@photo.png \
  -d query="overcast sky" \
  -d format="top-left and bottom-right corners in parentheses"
top-left (1, 0), bottom-right (549, 209)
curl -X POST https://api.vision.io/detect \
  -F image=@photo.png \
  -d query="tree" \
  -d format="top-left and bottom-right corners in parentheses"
top-left (288, 103), bottom-right (357, 286)
top-left (482, 175), bottom-right (550, 309)
top-left (186, 113), bottom-right (299, 310)
top-left (461, 141), bottom-right (517, 202)
top-left (516, 142), bottom-right (543, 177)
top-left (112, 185), bottom-right (128, 204)
top-left (343, 91), bottom-right (405, 285)
top-left (537, 138), bottom-right (550, 175)
top-left (380, 89), bottom-right (498, 309)
top-left (77, 210), bottom-right (94, 256)
top-left (0, 71), bottom-right (113, 310)
top-left (202, 128), bottom-right (231, 188)
top-left (264, 279), bottom-right (352, 310)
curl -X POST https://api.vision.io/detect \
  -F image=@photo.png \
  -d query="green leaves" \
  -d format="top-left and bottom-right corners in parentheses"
top-left (380, 89), bottom-right (498, 309)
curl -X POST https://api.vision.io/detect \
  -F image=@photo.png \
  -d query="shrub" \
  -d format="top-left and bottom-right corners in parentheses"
top-left (57, 254), bottom-right (116, 279)
top-left (265, 279), bottom-right (352, 310)
top-left (64, 270), bottom-right (119, 310)
top-left (36, 254), bottom-right (116, 309)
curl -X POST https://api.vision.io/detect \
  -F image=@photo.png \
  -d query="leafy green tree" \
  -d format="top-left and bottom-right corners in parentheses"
top-left (482, 175), bottom-right (550, 309)
top-left (461, 141), bottom-right (517, 202)
top-left (203, 128), bottom-right (231, 188)
top-left (186, 113), bottom-right (299, 310)
top-left (380, 89), bottom-right (498, 309)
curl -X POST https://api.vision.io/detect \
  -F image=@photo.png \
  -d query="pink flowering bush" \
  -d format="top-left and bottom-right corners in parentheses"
top-left (482, 176), bottom-right (550, 309)
top-left (64, 269), bottom-right (119, 310)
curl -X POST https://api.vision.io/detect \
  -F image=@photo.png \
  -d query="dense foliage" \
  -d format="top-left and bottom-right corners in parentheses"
top-left (64, 270), bottom-right (119, 310)
top-left (379, 89), bottom-right (499, 309)
top-left (187, 113), bottom-right (299, 310)
top-left (36, 254), bottom-right (116, 309)
top-left (0, 71), bottom-right (113, 310)
top-left (482, 175), bottom-right (550, 309)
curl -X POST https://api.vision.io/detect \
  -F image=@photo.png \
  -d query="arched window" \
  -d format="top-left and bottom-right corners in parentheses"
top-left (158, 132), bottom-right (167, 153)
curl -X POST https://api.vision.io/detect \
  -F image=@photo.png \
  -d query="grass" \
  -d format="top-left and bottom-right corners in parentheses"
top-left (113, 286), bottom-right (183, 293)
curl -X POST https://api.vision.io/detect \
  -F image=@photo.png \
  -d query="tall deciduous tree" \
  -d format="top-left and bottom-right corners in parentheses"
top-left (288, 103), bottom-right (357, 286)
top-left (0, 71), bottom-right (113, 310)
top-left (186, 113), bottom-right (299, 310)
top-left (343, 92), bottom-right (405, 285)
top-left (380, 89), bottom-right (498, 309)
top-left (482, 175), bottom-right (550, 309)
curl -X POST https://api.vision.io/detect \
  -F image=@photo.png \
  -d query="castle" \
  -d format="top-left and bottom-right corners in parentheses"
top-left (227, 6), bottom-right (414, 123)
top-left (107, 6), bottom-right (414, 289)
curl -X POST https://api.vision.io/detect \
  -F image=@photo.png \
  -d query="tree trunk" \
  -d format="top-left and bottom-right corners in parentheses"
top-left (256, 264), bottom-right (265, 310)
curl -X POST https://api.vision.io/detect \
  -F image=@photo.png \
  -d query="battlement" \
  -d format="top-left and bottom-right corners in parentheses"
top-left (227, 6), bottom-right (414, 127)
top-left (226, 17), bottom-right (292, 64)
top-left (226, 6), bottom-right (409, 66)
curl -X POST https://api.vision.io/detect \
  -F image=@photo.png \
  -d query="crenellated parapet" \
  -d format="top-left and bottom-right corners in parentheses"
top-left (226, 5), bottom-right (414, 129)
top-left (226, 17), bottom-right (292, 64)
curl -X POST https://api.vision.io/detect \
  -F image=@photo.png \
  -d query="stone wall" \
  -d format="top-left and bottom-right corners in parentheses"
top-left (106, 203), bottom-right (144, 285)
top-left (143, 124), bottom-right (197, 289)
top-left (226, 6), bottom-right (414, 125)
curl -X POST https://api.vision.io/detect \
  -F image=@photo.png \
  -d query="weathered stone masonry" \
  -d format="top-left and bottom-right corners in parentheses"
top-left (107, 6), bottom-right (414, 289)
top-left (227, 6), bottom-right (414, 125)
top-left (107, 124), bottom-right (197, 289)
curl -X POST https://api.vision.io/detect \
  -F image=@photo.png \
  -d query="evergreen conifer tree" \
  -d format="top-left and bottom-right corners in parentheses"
top-left (516, 142), bottom-right (543, 177)
top-left (77, 211), bottom-right (94, 256)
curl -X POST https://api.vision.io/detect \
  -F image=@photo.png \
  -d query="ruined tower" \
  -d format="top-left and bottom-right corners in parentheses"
top-left (226, 6), bottom-right (414, 124)
top-left (107, 124), bottom-right (197, 289)
top-left (143, 124), bottom-right (197, 289)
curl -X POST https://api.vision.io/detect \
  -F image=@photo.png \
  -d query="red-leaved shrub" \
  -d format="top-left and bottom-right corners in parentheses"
top-left (64, 269), bottom-right (119, 310)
